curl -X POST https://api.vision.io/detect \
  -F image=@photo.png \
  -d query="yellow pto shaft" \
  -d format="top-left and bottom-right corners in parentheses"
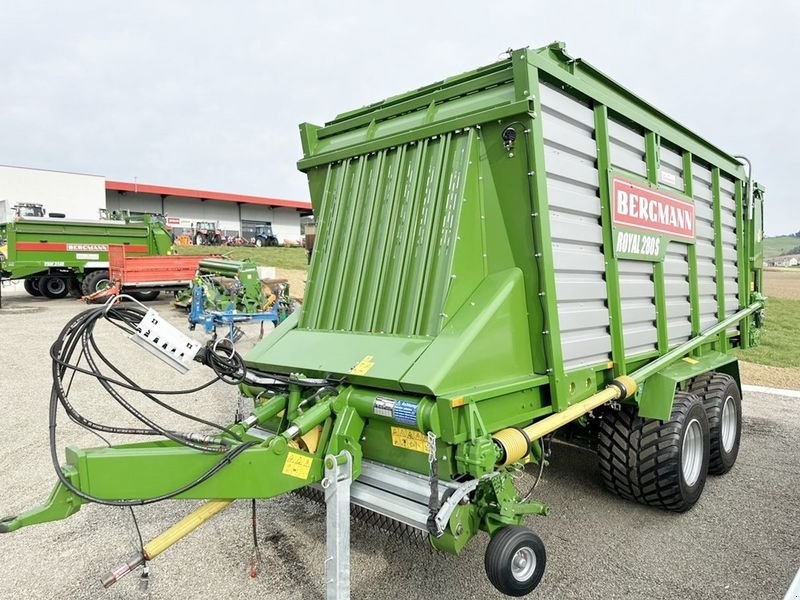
top-left (101, 499), bottom-right (232, 588)
top-left (495, 376), bottom-right (637, 466)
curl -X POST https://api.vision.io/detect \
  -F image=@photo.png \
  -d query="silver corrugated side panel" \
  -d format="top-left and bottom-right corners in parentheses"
top-left (540, 82), bottom-right (612, 371)
top-left (693, 161), bottom-right (718, 330)
top-left (719, 175), bottom-right (740, 334)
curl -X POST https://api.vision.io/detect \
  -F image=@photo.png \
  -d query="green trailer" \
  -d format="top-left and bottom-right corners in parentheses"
top-left (0, 42), bottom-right (764, 597)
top-left (0, 214), bottom-right (173, 298)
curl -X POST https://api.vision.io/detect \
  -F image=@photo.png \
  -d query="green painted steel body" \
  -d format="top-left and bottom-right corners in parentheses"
top-left (248, 41), bottom-right (764, 459)
top-left (0, 215), bottom-right (173, 280)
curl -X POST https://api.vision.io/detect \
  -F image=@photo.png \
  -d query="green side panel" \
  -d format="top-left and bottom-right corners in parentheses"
top-left (301, 130), bottom-right (475, 337)
top-left (401, 269), bottom-right (534, 396)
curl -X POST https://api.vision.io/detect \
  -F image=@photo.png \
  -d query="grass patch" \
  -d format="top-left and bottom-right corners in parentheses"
top-left (764, 235), bottom-right (800, 258)
top-left (734, 297), bottom-right (800, 368)
top-left (174, 246), bottom-right (309, 271)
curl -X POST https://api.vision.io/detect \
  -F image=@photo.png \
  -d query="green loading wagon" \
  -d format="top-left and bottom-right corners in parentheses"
top-left (0, 214), bottom-right (173, 298)
top-left (0, 43), bottom-right (764, 597)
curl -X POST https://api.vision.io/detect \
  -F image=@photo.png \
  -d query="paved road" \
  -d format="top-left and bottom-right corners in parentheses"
top-left (0, 285), bottom-right (798, 599)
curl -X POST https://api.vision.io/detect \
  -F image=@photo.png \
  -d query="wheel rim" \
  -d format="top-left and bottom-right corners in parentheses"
top-left (682, 418), bottom-right (703, 486)
top-left (511, 546), bottom-right (536, 582)
top-left (47, 279), bottom-right (66, 294)
top-left (721, 395), bottom-right (737, 453)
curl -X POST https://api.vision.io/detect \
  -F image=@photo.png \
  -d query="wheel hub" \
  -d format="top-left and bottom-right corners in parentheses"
top-left (681, 418), bottom-right (703, 486)
top-left (511, 547), bottom-right (536, 582)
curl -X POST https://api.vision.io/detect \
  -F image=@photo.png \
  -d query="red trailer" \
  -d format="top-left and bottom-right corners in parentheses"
top-left (85, 245), bottom-right (212, 302)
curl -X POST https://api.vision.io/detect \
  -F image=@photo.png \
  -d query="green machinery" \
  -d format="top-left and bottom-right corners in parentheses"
top-left (0, 213), bottom-right (173, 298)
top-left (179, 257), bottom-right (294, 339)
top-left (0, 43), bottom-right (764, 597)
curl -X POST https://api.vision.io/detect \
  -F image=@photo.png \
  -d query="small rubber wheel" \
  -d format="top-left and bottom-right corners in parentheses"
top-left (23, 278), bottom-right (42, 297)
top-left (484, 526), bottom-right (546, 597)
top-left (39, 276), bottom-right (69, 299)
top-left (688, 373), bottom-right (742, 475)
top-left (81, 270), bottom-right (111, 296)
top-left (130, 290), bottom-right (160, 302)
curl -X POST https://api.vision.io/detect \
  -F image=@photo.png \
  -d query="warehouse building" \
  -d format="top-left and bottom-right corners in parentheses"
top-left (0, 164), bottom-right (311, 243)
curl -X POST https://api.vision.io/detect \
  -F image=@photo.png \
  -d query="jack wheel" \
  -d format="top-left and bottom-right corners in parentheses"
top-left (485, 525), bottom-right (546, 597)
top-left (23, 278), bottom-right (42, 297)
top-left (39, 276), bottom-right (69, 299)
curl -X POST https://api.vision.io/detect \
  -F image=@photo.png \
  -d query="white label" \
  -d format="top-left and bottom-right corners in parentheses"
top-left (76, 253), bottom-right (100, 260)
top-left (660, 170), bottom-right (678, 185)
top-left (67, 243), bottom-right (108, 251)
top-left (43, 261), bottom-right (65, 267)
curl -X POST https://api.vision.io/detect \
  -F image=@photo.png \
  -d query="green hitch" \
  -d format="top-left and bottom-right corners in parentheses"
top-left (0, 468), bottom-right (84, 533)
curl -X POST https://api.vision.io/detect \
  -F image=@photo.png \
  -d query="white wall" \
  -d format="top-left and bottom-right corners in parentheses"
top-left (165, 197), bottom-right (240, 233)
top-left (106, 190), bottom-right (303, 242)
top-left (105, 190), bottom-right (162, 215)
top-left (0, 165), bottom-right (105, 220)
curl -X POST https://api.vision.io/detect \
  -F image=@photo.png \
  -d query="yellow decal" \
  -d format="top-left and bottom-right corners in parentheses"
top-left (682, 357), bottom-right (699, 365)
top-left (450, 396), bottom-right (465, 408)
top-left (350, 355), bottom-right (375, 376)
top-left (282, 451), bottom-right (313, 480)
top-left (391, 427), bottom-right (428, 454)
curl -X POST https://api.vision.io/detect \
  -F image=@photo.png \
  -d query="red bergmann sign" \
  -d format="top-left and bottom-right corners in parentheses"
top-left (611, 176), bottom-right (695, 241)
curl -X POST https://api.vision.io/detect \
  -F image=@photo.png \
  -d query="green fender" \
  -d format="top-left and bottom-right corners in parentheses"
top-left (636, 352), bottom-right (741, 421)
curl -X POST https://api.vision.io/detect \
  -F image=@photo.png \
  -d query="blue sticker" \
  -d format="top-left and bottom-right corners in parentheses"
top-left (392, 400), bottom-right (418, 426)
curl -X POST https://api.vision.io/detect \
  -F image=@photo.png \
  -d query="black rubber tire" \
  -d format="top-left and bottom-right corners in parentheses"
top-left (597, 391), bottom-right (710, 512)
top-left (23, 278), bottom-right (42, 297)
top-left (130, 290), bottom-right (160, 302)
top-left (81, 270), bottom-right (111, 296)
top-left (484, 526), bottom-right (546, 597)
top-left (255, 237), bottom-right (264, 247)
top-left (39, 276), bottom-right (69, 299)
top-left (687, 372), bottom-right (742, 475)
top-left (267, 237), bottom-right (278, 247)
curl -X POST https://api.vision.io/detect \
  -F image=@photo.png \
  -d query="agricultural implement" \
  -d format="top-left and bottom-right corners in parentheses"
top-left (0, 42), bottom-right (764, 598)
top-left (0, 213), bottom-right (173, 298)
top-left (182, 258), bottom-right (294, 340)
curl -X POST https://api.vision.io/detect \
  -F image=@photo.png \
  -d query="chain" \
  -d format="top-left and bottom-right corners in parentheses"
top-left (426, 431), bottom-right (441, 536)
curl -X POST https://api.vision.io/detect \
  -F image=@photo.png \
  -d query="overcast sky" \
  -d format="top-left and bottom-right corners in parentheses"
top-left (1, 1), bottom-right (796, 235)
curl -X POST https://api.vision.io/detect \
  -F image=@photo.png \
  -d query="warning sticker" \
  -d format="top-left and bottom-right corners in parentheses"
top-left (350, 355), bottom-right (375, 376)
top-left (281, 451), bottom-right (313, 479)
top-left (390, 427), bottom-right (428, 454)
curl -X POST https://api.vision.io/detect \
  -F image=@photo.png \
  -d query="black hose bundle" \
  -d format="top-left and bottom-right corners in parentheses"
top-left (48, 303), bottom-right (256, 506)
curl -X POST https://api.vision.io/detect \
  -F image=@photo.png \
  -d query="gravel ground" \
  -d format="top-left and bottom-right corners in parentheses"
top-left (0, 284), bottom-right (798, 600)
